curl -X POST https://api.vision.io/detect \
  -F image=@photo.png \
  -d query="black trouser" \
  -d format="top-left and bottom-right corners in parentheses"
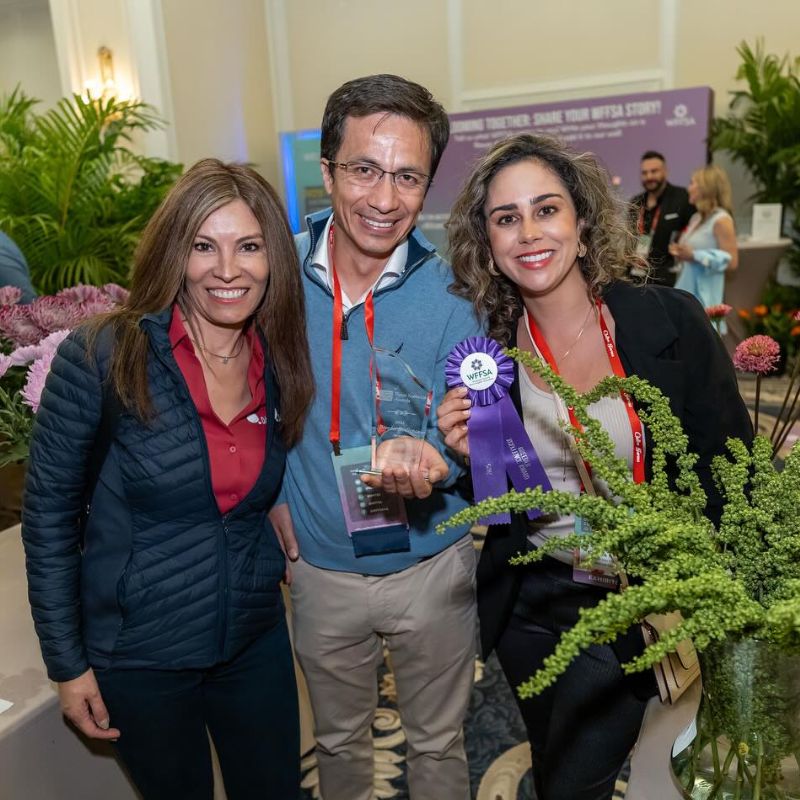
top-left (495, 558), bottom-right (647, 800)
top-left (95, 618), bottom-right (300, 800)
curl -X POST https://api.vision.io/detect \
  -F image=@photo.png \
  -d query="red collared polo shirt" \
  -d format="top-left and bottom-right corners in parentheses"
top-left (169, 306), bottom-right (267, 514)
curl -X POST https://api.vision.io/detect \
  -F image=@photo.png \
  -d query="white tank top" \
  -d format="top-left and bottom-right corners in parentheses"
top-left (519, 366), bottom-right (637, 561)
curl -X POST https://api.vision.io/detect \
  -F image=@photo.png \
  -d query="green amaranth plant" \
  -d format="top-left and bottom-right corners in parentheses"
top-left (437, 347), bottom-right (800, 699)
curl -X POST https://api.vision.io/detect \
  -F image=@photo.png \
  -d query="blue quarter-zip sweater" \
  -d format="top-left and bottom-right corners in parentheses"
top-left (281, 210), bottom-right (483, 574)
top-left (22, 310), bottom-right (286, 682)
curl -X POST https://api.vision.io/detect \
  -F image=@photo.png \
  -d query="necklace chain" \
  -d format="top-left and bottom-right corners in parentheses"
top-left (558, 303), bottom-right (596, 363)
top-left (194, 334), bottom-right (246, 365)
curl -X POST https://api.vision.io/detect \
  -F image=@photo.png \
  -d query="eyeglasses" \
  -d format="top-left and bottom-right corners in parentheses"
top-left (323, 160), bottom-right (431, 195)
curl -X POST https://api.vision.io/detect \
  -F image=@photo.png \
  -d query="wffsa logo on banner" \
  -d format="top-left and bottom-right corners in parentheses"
top-left (665, 104), bottom-right (697, 128)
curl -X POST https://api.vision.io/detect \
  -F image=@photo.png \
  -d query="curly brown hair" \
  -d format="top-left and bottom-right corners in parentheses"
top-left (447, 134), bottom-right (645, 344)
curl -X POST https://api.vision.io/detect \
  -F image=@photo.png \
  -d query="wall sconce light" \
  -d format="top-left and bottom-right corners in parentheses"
top-left (98, 46), bottom-right (115, 96)
top-left (84, 46), bottom-right (131, 101)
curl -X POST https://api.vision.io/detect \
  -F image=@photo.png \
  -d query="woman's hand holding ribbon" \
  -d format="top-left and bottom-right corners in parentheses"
top-left (437, 386), bottom-right (472, 458)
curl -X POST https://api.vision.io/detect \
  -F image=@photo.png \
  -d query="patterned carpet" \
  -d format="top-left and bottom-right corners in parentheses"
top-left (298, 371), bottom-right (794, 799)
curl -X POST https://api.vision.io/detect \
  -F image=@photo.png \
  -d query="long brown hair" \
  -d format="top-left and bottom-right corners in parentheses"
top-left (87, 159), bottom-right (313, 445)
top-left (447, 134), bottom-right (644, 344)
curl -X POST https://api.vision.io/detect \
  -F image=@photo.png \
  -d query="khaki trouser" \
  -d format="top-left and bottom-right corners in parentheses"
top-left (290, 534), bottom-right (477, 800)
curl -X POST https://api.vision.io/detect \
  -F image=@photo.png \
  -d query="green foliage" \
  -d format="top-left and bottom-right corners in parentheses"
top-left (710, 39), bottom-right (800, 274)
top-left (0, 87), bottom-right (182, 293)
top-left (437, 348), bottom-right (800, 699)
top-left (0, 373), bottom-right (32, 467)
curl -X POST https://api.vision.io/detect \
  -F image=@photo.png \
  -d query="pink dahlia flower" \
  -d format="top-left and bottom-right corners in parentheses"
top-left (705, 304), bottom-right (733, 320)
top-left (0, 285), bottom-right (23, 306)
top-left (733, 335), bottom-right (781, 375)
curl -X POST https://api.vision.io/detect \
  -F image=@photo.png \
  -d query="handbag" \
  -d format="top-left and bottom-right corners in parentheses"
top-left (543, 374), bottom-right (700, 705)
top-left (639, 610), bottom-right (701, 704)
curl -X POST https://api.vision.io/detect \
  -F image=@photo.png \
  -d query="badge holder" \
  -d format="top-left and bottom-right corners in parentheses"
top-left (331, 445), bottom-right (410, 557)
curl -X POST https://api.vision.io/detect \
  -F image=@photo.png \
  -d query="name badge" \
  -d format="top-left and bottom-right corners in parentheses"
top-left (571, 516), bottom-right (620, 589)
top-left (331, 446), bottom-right (410, 557)
top-left (635, 233), bottom-right (652, 258)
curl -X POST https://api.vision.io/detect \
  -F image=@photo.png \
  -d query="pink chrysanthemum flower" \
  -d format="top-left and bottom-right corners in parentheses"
top-left (705, 304), bottom-right (733, 320)
top-left (28, 296), bottom-right (83, 334)
top-left (76, 296), bottom-right (115, 321)
top-left (9, 343), bottom-right (45, 366)
top-left (0, 304), bottom-right (46, 347)
top-left (0, 353), bottom-right (12, 379)
top-left (102, 283), bottom-right (130, 305)
top-left (792, 309), bottom-right (800, 322)
top-left (58, 284), bottom-right (105, 303)
top-left (11, 330), bottom-right (71, 367)
top-left (733, 335), bottom-right (781, 375)
top-left (21, 352), bottom-right (55, 413)
top-left (0, 286), bottom-right (23, 306)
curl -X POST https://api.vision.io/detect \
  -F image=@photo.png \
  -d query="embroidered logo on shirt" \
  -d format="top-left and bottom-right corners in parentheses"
top-left (246, 413), bottom-right (267, 425)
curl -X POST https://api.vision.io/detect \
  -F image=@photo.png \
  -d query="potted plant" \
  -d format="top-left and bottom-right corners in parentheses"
top-left (0, 87), bottom-right (182, 293)
top-left (711, 40), bottom-right (800, 275)
top-left (439, 344), bottom-right (800, 798)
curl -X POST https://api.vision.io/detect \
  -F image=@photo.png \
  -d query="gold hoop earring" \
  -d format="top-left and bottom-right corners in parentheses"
top-left (577, 242), bottom-right (587, 259)
top-left (488, 257), bottom-right (500, 276)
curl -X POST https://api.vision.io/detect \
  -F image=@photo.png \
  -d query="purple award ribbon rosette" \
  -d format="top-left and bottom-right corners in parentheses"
top-left (445, 337), bottom-right (551, 525)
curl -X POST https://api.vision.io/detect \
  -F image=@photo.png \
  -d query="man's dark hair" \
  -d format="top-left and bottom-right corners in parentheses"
top-left (641, 150), bottom-right (666, 163)
top-left (320, 74), bottom-right (450, 180)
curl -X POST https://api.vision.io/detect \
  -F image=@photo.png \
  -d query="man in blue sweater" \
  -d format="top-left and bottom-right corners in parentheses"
top-left (270, 75), bottom-right (481, 800)
top-left (0, 231), bottom-right (36, 302)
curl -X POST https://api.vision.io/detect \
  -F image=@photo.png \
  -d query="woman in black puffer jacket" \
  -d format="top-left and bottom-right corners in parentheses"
top-left (22, 159), bottom-right (313, 800)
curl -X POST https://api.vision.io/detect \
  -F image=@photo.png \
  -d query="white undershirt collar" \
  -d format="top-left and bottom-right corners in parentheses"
top-left (311, 215), bottom-right (407, 312)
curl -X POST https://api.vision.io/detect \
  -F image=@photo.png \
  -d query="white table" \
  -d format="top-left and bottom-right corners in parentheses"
top-left (724, 238), bottom-right (793, 347)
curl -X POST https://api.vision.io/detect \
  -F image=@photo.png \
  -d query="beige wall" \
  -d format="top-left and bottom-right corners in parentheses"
top-left (677, 0), bottom-right (800, 115)
top-left (2, 0), bottom-right (799, 203)
top-left (461, 0), bottom-right (659, 90)
top-left (161, 0), bottom-right (277, 179)
top-left (0, 0), bottom-right (61, 108)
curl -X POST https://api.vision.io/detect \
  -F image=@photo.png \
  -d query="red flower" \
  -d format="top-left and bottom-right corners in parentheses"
top-left (706, 304), bottom-right (733, 320)
top-left (754, 305), bottom-right (769, 317)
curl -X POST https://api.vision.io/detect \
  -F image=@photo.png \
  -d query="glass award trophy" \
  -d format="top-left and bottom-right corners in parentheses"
top-left (368, 345), bottom-right (433, 474)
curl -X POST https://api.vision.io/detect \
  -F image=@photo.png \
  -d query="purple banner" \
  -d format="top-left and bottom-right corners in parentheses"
top-left (418, 86), bottom-right (713, 251)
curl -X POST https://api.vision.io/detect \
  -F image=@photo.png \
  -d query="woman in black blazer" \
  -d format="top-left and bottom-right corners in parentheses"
top-left (438, 134), bottom-right (752, 800)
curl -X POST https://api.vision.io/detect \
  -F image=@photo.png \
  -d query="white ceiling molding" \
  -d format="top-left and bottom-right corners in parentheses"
top-left (458, 69), bottom-right (667, 111)
top-left (47, 0), bottom-right (86, 96)
top-left (123, 0), bottom-right (177, 160)
top-left (455, 0), bottom-right (679, 111)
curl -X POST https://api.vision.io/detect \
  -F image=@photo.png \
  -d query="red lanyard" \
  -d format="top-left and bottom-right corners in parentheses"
top-left (637, 203), bottom-right (660, 236)
top-left (329, 223), bottom-right (375, 455)
top-left (526, 300), bottom-right (645, 485)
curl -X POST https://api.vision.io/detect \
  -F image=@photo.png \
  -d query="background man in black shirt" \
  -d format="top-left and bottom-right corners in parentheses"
top-left (630, 150), bottom-right (695, 286)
